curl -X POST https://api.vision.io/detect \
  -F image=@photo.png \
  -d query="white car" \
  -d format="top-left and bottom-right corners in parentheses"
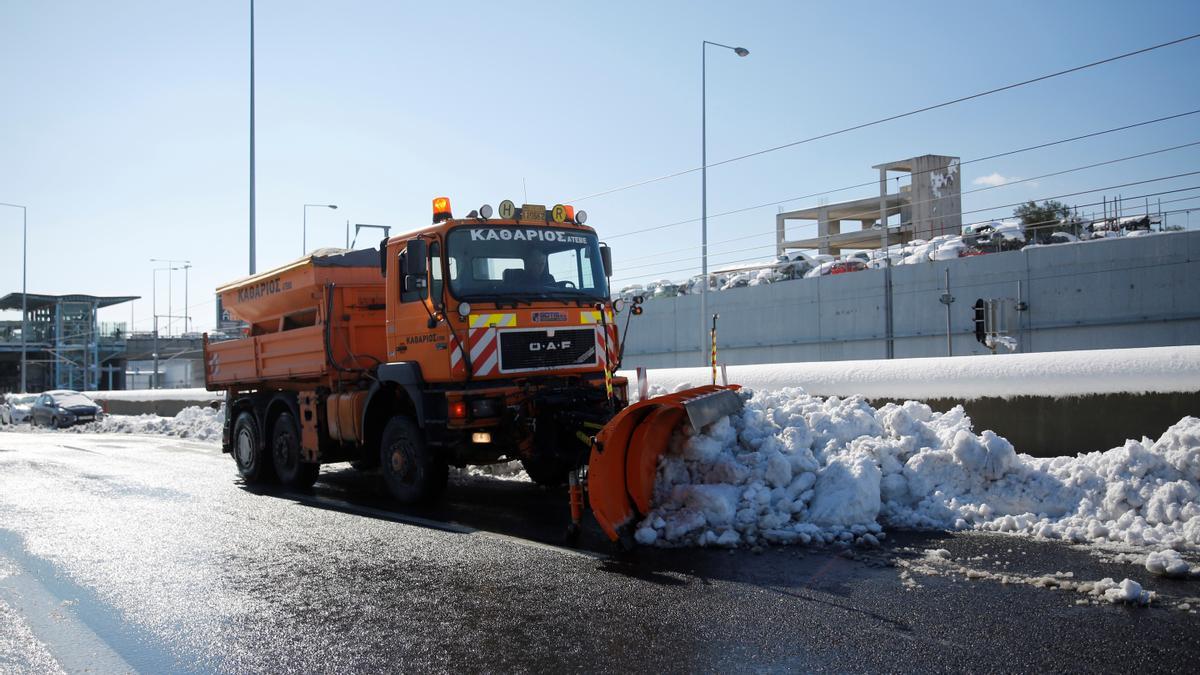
top-left (2, 393), bottom-right (36, 424)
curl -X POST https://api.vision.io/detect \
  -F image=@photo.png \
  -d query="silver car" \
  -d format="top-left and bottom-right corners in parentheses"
top-left (1, 393), bottom-right (36, 424)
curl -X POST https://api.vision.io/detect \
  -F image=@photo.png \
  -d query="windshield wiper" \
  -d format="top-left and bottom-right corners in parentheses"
top-left (534, 290), bottom-right (606, 305)
top-left (458, 294), bottom-right (531, 308)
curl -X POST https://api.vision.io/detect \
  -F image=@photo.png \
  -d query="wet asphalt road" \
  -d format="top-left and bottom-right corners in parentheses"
top-left (0, 428), bottom-right (1198, 673)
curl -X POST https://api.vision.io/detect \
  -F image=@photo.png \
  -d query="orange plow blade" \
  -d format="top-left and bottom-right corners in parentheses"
top-left (588, 385), bottom-right (743, 544)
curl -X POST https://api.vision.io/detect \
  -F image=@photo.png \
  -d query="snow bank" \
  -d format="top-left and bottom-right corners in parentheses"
top-left (619, 345), bottom-right (1200, 401)
top-left (633, 387), bottom-right (1200, 552)
top-left (70, 406), bottom-right (224, 442)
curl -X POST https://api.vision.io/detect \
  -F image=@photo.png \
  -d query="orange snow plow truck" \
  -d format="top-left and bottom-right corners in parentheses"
top-left (204, 198), bottom-right (741, 546)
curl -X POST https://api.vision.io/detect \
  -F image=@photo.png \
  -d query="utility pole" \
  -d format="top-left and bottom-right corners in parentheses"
top-left (183, 264), bottom-right (191, 334)
top-left (879, 169), bottom-right (894, 359)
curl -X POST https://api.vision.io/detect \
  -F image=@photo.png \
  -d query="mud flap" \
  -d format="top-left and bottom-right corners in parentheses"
top-left (588, 385), bottom-right (742, 543)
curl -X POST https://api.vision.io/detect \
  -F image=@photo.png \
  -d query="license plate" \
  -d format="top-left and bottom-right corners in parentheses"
top-left (77, 416), bottom-right (94, 422)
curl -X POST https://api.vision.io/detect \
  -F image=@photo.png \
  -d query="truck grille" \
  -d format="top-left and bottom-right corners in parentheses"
top-left (499, 328), bottom-right (597, 372)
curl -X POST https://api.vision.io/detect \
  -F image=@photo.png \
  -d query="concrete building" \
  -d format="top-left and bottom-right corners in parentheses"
top-left (0, 293), bottom-right (137, 392)
top-left (776, 154), bottom-right (961, 256)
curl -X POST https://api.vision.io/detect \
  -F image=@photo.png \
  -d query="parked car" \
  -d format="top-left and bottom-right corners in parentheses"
top-left (2, 393), bottom-right (37, 424)
top-left (804, 259), bottom-right (869, 278)
top-left (29, 390), bottom-right (104, 428)
top-left (0, 394), bottom-right (9, 425)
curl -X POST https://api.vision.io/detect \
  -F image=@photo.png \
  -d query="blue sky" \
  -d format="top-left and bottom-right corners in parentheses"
top-left (2, 0), bottom-right (1199, 331)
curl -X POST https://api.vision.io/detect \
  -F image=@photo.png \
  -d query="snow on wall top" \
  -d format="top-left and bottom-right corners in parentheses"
top-left (620, 346), bottom-right (1200, 400)
top-left (85, 388), bottom-right (221, 402)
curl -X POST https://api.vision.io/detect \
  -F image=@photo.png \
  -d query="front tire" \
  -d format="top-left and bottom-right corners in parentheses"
top-left (232, 411), bottom-right (273, 483)
top-left (272, 412), bottom-right (320, 488)
top-left (379, 416), bottom-right (447, 504)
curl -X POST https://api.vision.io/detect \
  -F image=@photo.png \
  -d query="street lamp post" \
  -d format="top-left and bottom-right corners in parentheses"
top-left (150, 258), bottom-right (190, 336)
top-left (0, 202), bottom-right (27, 392)
top-left (303, 204), bottom-right (339, 255)
top-left (183, 264), bottom-right (191, 334)
top-left (151, 266), bottom-right (177, 389)
top-left (700, 41), bottom-right (749, 365)
top-left (249, 0), bottom-right (256, 275)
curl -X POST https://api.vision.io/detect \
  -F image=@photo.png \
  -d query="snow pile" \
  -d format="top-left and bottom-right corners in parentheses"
top-left (633, 387), bottom-right (1200, 551)
top-left (1145, 549), bottom-right (1194, 578)
top-left (71, 405), bottom-right (224, 442)
top-left (1089, 578), bottom-right (1154, 605)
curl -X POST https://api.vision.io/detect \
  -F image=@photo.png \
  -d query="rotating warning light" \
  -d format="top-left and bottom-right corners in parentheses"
top-left (432, 196), bottom-right (453, 223)
top-left (564, 205), bottom-right (575, 222)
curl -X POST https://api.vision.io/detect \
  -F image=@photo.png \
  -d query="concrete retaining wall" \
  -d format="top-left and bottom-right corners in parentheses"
top-left (622, 230), bottom-right (1200, 368)
top-left (876, 392), bottom-right (1199, 457)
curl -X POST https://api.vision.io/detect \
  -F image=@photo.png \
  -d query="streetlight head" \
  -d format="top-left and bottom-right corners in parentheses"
top-left (328, 204), bottom-right (338, 210)
top-left (734, 47), bottom-right (749, 57)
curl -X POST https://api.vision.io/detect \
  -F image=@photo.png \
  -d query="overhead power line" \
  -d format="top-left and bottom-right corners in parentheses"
top-left (614, 199), bottom-right (1200, 286)
top-left (610, 178), bottom-right (1200, 284)
top-left (570, 33), bottom-right (1200, 203)
top-left (604, 108), bottom-right (1200, 243)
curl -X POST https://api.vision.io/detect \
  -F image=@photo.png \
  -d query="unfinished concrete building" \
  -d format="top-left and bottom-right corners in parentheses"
top-left (775, 154), bottom-right (961, 256)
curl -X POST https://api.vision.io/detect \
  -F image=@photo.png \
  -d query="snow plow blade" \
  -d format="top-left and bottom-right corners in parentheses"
top-left (588, 385), bottom-right (742, 544)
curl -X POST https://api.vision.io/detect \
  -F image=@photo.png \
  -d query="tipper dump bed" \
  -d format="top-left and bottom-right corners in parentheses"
top-left (205, 248), bottom-right (387, 388)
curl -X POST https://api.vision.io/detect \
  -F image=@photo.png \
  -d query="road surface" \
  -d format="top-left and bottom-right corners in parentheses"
top-left (0, 428), bottom-right (1197, 673)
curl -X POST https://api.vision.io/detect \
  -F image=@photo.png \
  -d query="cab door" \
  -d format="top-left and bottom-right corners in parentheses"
top-left (389, 237), bottom-right (452, 374)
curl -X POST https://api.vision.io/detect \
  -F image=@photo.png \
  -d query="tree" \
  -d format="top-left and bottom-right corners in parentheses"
top-left (1014, 200), bottom-right (1075, 242)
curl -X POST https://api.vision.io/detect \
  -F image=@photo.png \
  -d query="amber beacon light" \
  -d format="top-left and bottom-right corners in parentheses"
top-left (432, 197), bottom-right (453, 223)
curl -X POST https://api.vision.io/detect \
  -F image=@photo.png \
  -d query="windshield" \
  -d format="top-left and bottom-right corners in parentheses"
top-left (446, 226), bottom-right (608, 300)
top-left (51, 392), bottom-right (96, 407)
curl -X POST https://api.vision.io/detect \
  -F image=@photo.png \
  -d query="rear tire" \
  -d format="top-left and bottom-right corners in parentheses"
top-left (232, 411), bottom-right (273, 484)
top-left (272, 412), bottom-right (320, 489)
top-left (379, 416), bottom-right (447, 504)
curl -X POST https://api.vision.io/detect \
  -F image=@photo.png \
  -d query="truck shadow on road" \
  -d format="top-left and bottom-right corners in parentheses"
top-left (237, 465), bottom-right (956, 600)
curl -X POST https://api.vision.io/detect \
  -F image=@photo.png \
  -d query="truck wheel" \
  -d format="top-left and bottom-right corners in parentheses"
top-left (233, 411), bottom-right (273, 484)
top-left (379, 416), bottom-right (447, 504)
top-left (272, 412), bottom-right (320, 489)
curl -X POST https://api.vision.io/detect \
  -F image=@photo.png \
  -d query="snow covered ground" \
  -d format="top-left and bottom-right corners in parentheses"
top-left (619, 345), bottom-right (1200, 400)
top-left (68, 406), bottom-right (224, 442)
top-left (631, 386), bottom-right (1200, 569)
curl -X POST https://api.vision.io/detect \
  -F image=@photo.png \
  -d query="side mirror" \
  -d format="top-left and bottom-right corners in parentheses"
top-left (599, 244), bottom-right (613, 278)
top-left (378, 238), bottom-right (389, 277)
top-left (405, 238), bottom-right (428, 275)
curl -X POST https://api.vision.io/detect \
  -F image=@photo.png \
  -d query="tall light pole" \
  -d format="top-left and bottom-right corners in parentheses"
top-left (700, 41), bottom-right (749, 364)
top-left (183, 264), bottom-right (191, 334)
top-left (151, 266), bottom-right (178, 389)
top-left (0, 202), bottom-right (27, 391)
top-left (303, 203), bottom-right (338, 255)
top-left (249, 0), bottom-right (256, 275)
top-left (150, 259), bottom-right (190, 336)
